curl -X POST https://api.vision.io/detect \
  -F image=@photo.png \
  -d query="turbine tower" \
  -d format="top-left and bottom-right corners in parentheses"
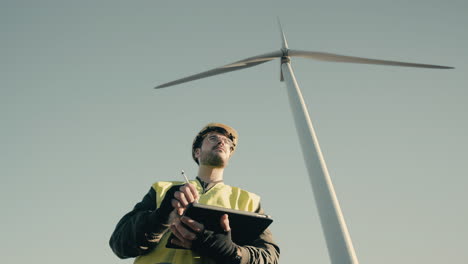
top-left (155, 22), bottom-right (453, 264)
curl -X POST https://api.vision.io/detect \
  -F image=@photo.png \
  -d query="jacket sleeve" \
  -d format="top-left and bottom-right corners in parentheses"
top-left (109, 186), bottom-right (180, 259)
top-left (238, 204), bottom-right (280, 264)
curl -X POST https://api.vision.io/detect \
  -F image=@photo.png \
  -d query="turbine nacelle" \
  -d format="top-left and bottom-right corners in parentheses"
top-left (280, 53), bottom-right (291, 82)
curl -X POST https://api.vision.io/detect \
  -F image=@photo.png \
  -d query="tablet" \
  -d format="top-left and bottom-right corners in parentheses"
top-left (166, 203), bottom-right (273, 248)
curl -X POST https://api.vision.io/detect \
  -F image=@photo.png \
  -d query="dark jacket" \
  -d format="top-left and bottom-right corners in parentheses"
top-left (109, 180), bottom-right (280, 264)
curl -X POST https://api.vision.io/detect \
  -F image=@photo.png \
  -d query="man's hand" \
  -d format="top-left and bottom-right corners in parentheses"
top-left (191, 214), bottom-right (240, 262)
top-left (219, 213), bottom-right (231, 232)
top-left (166, 183), bottom-right (200, 248)
top-left (170, 216), bottom-right (204, 249)
top-left (172, 183), bottom-right (199, 216)
top-left (144, 183), bottom-right (200, 248)
top-left (169, 213), bottom-right (233, 250)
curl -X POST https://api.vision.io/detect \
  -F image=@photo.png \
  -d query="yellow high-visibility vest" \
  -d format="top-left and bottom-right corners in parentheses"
top-left (134, 180), bottom-right (260, 264)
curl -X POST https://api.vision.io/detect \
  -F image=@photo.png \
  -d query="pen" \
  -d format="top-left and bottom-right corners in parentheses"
top-left (181, 170), bottom-right (199, 203)
top-left (181, 170), bottom-right (190, 184)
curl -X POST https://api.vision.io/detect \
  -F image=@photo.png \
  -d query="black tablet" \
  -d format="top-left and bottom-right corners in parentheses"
top-left (166, 203), bottom-right (273, 249)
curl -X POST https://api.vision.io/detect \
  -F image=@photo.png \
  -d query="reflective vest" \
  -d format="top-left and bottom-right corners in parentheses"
top-left (134, 180), bottom-right (261, 264)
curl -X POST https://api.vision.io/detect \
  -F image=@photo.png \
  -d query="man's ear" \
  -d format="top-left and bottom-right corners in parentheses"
top-left (194, 148), bottom-right (201, 159)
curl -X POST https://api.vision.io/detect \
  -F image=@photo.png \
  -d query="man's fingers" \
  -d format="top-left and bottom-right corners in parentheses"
top-left (172, 218), bottom-right (198, 240)
top-left (179, 184), bottom-right (195, 206)
top-left (171, 199), bottom-right (185, 216)
top-left (186, 183), bottom-right (200, 201)
top-left (179, 185), bottom-right (195, 203)
top-left (177, 208), bottom-right (184, 216)
top-left (174, 183), bottom-right (200, 207)
top-left (174, 191), bottom-right (189, 206)
top-left (170, 224), bottom-right (193, 248)
top-left (171, 198), bottom-right (182, 209)
top-left (181, 216), bottom-right (204, 233)
top-left (179, 184), bottom-right (199, 203)
top-left (220, 214), bottom-right (231, 232)
top-left (170, 222), bottom-right (187, 241)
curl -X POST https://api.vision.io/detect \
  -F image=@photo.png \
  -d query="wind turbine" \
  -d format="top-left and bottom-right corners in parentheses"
top-left (155, 22), bottom-right (453, 264)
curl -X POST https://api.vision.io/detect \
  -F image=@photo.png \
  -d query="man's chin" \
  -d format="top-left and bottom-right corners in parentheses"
top-left (199, 152), bottom-right (230, 167)
top-left (201, 158), bottom-right (228, 168)
top-left (202, 162), bottom-right (227, 168)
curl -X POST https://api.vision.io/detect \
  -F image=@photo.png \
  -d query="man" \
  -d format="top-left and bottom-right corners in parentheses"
top-left (109, 123), bottom-right (280, 264)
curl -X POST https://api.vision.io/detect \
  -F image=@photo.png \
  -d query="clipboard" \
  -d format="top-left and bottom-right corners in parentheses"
top-left (166, 203), bottom-right (273, 249)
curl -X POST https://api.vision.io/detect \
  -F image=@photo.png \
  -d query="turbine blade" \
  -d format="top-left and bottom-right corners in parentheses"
top-left (277, 17), bottom-right (289, 50)
top-left (289, 50), bottom-right (454, 69)
top-left (155, 51), bottom-right (282, 89)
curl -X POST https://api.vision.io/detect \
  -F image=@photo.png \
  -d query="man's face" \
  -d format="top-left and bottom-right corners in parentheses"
top-left (195, 132), bottom-right (233, 168)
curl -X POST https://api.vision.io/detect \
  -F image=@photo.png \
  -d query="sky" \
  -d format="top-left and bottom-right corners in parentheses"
top-left (1, 1), bottom-right (467, 263)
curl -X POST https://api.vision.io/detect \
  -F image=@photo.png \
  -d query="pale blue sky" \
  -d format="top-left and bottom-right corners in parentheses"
top-left (1, 1), bottom-right (467, 263)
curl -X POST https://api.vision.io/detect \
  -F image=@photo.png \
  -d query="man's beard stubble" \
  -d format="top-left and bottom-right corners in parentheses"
top-left (199, 150), bottom-right (228, 168)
